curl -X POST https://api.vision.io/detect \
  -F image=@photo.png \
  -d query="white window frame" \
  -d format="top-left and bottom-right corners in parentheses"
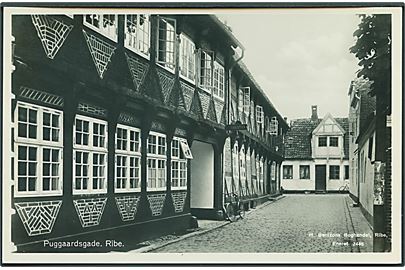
top-left (147, 131), bottom-right (167, 191)
top-left (256, 105), bottom-right (264, 129)
top-left (83, 14), bottom-right (118, 42)
top-left (213, 61), bottom-right (225, 100)
top-left (283, 165), bottom-right (293, 180)
top-left (269, 116), bottom-right (279, 135)
top-left (171, 137), bottom-right (188, 191)
top-left (329, 165), bottom-right (340, 180)
top-left (115, 124), bottom-right (141, 193)
top-left (14, 102), bottom-right (63, 197)
top-left (179, 33), bottom-right (196, 84)
top-left (124, 14), bottom-right (151, 59)
top-left (73, 115), bottom-right (108, 195)
top-left (232, 142), bottom-right (239, 181)
top-left (156, 16), bottom-right (176, 73)
top-left (198, 49), bottom-right (214, 93)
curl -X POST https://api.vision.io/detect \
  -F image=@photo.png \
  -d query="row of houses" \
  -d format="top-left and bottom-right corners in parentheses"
top-left (9, 13), bottom-right (288, 251)
top-left (279, 77), bottom-right (391, 252)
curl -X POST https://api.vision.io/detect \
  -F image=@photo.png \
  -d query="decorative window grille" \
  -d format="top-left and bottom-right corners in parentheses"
top-left (213, 61), bottom-right (225, 100)
top-left (171, 137), bottom-right (188, 190)
top-left (31, 15), bottom-right (73, 59)
top-left (147, 132), bottom-right (167, 191)
top-left (14, 102), bottom-right (63, 197)
top-left (156, 17), bottom-right (176, 72)
top-left (124, 14), bottom-right (150, 58)
top-left (115, 124), bottom-right (141, 193)
top-left (179, 34), bottom-right (196, 83)
top-left (73, 115), bottom-right (107, 194)
top-left (84, 14), bottom-right (118, 42)
top-left (269, 116), bottom-right (279, 135)
top-left (199, 50), bottom-right (214, 92)
top-left (82, 31), bottom-right (117, 79)
top-left (78, 102), bottom-right (107, 117)
top-left (19, 87), bottom-right (64, 107)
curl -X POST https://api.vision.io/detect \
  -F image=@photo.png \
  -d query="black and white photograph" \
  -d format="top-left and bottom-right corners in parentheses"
top-left (1, 3), bottom-right (403, 265)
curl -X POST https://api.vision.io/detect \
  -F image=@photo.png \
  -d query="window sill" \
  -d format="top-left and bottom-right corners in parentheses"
top-left (171, 187), bottom-right (187, 191)
top-left (156, 62), bottom-right (175, 74)
top-left (72, 190), bottom-right (108, 195)
top-left (124, 44), bottom-right (150, 61)
top-left (114, 188), bottom-right (142, 194)
top-left (147, 188), bottom-right (167, 192)
top-left (179, 73), bottom-right (196, 86)
top-left (83, 22), bottom-right (118, 43)
top-left (14, 192), bottom-right (63, 198)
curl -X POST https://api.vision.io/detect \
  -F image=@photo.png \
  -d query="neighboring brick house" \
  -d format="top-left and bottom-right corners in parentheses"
top-left (281, 106), bottom-right (350, 192)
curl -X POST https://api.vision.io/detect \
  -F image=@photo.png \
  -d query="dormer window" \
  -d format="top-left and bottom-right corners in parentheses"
top-left (157, 17), bottom-right (176, 72)
top-left (329, 137), bottom-right (338, 147)
top-left (318, 136), bottom-right (327, 147)
top-left (84, 14), bottom-right (118, 42)
top-left (124, 14), bottom-right (150, 58)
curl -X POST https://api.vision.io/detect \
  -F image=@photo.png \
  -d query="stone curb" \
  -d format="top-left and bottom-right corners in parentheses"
top-left (130, 194), bottom-right (286, 253)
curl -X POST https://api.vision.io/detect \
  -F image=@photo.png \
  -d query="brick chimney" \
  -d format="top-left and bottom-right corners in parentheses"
top-left (311, 105), bottom-right (318, 121)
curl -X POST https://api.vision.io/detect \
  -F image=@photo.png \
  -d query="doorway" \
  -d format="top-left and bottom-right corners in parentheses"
top-left (190, 141), bottom-right (214, 209)
top-left (315, 165), bottom-right (326, 191)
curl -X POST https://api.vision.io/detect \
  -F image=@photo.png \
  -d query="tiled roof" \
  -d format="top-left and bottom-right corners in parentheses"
top-left (284, 117), bottom-right (349, 160)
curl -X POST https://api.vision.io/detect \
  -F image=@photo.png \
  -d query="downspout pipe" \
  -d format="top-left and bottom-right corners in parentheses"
top-left (227, 47), bottom-right (245, 126)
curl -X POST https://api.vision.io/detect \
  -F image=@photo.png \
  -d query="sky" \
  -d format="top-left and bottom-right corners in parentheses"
top-left (218, 11), bottom-right (362, 121)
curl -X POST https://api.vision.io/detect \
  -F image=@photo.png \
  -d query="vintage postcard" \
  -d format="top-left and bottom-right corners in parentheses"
top-left (1, 3), bottom-right (403, 265)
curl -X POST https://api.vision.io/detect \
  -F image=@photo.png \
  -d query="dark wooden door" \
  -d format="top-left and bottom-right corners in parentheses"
top-left (315, 165), bottom-right (326, 191)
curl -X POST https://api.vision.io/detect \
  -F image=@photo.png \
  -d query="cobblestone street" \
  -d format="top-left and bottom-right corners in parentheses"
top-left (151, 194), bottom-right (373, 253)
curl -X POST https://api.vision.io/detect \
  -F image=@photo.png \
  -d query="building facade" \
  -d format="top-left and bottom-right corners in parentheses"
top-left (281, 106), bottom-right (350, 192)
top-left (8, 13), bottom-right (287, 252)
top-left (347, 78), bottom-right (392, 251)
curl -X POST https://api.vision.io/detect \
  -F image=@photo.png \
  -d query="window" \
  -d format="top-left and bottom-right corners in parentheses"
top-left (368, 135), bottom-right (373, 160)
top-left (124, 14), bottom-right (150, 57)
top-left (15, 102), bottom-right (63, 197)
top-left (73, 115), bottom-right (107, 194)
top-left (318, 136), bottom-right (327, 147)
top-left (157, 17), bottom-right (176, 71)
top-left (329, 165), bottom-right (340, 180)
top-left (344, 165), bottom-right (349, 179)
top-left (179, 34), bottom-right (196, 83)
top-left (171, 137), bottom-right (189, 190)
top-left (84, 14), bottom-right (118, 42)
top-left (147, 132), bottom-right (166, 191)
top-left (199, 50), bottom-right (213, 92)
top-left (239, 87), bottom-right (250, 115)
top-left (269, 116), bottom-right (279, 135)
top-left (232, 143), bottom-right (239, 180)
top-left (299, 165), bottom-right (310, 179)
top-left (283, 165), bottom-right (293, 179)
top-left (256, 105), bottom-right (264, 128)
top-left (329, 137), bottom-right (339, 147)
top-left (213, 61), bottom-right (225, 100)
top-left (115, 125), bottom-right (141, 193)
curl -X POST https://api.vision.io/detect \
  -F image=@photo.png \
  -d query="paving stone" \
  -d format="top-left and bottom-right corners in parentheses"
top-left (151, 194), bottom-right (373, 253)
